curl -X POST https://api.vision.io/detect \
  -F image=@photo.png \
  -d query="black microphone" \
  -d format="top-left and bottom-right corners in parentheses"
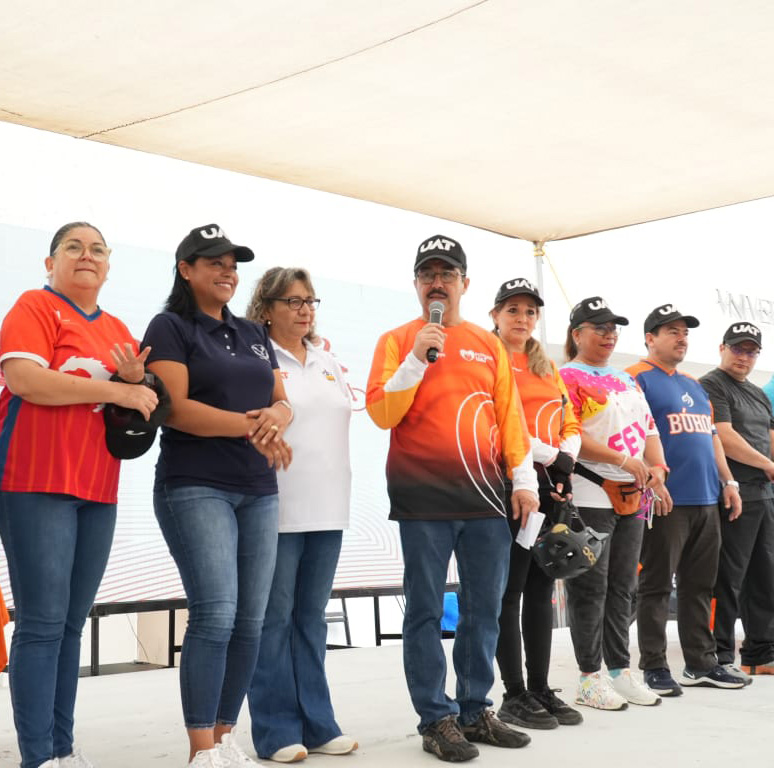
top-left (427, 300), bottom-right (444, 363)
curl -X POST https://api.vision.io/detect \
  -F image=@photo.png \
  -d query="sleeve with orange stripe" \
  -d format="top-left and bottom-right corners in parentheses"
top-left (492, 343), bottom-right (538, 494)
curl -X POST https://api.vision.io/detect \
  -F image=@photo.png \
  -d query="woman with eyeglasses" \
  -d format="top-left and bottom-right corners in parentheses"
top-left (142, 225), bottom-right (292, 768)
top-left (0, 222), bottom-right (159, 768)
top-left (489, 278), bottom-right (584, 730)
top-left (559, 297), bottom-right (671, 711)
top-left (245, 268), bottom-right (356, 763)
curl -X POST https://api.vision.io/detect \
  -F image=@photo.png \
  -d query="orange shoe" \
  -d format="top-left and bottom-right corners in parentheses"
top-left (740, 660), bottom-right (774, 675)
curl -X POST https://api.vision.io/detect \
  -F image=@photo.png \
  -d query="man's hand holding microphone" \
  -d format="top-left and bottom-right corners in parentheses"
top-left (413, 301), bottom-right (446, 364)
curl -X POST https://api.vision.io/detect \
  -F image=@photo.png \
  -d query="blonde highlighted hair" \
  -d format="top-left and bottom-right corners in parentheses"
top-left (491, 304), bottom-right (553, 378)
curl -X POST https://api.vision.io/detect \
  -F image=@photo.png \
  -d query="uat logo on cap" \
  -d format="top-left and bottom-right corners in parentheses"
top-left (732, 323), bottom-right (760, 336)
top-left (506, 278), bottom-right (537, 292)
top-left (658, 304), bottom-right (676, 315)
top-left (200, 226), bottom-right (226, 240)
top-left (420, 237), bottom-right (458, 253)
top-left (587, 299), bottom-right (608, 311)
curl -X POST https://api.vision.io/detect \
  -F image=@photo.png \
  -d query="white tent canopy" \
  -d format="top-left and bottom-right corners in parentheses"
top-left (2, 0), bottom-right (773, 241)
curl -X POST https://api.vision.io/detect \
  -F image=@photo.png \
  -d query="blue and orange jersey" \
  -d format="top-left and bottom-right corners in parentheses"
top-left (627, 359), bottom-right (720, 505)
top-left (0, 287), bottom-right (137, 503)
top-left (366, 318), bottom-right (534, 520)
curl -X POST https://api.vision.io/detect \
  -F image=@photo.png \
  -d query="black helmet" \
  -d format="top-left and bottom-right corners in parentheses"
top-left (533, 501), bottom-right (609, 580)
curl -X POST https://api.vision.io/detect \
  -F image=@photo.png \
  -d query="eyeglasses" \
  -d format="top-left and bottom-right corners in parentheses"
top-left (728, 344), bottom-right (760, 359)
top-left (577, 322), bottom-right (620, 337)
top-left (415, 268), bottom-right (464, 284)
top-left (270, 296), bottom-right (320, 310)
top-left (57, 240), bottom-right (111, 262)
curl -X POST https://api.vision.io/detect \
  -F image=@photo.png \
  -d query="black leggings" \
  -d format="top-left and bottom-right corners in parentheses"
top-left (496, 509), bottom-right (555, 694)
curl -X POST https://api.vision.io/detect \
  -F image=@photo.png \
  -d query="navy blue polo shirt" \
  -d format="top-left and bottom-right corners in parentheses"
top-left (142, 307), bottom-right (279, 496)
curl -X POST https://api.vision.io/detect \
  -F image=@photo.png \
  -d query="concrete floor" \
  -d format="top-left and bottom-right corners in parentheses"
top-left (1, 625), bottom-right (770, 768)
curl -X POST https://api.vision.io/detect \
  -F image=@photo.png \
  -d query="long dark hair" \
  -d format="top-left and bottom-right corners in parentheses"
top-left (164, 259), bottom-right (200, 318)
top-left (564, 325), bottom-right (578, 361)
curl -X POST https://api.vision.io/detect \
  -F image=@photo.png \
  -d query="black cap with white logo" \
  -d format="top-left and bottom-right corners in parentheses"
top-left (414, 235), bottom-right (467, 273)
top-left (569, 297), bottom-right (628, 328)
top-left (723, 322), bottom-right (762, 348)
top-left (176, 224), bottom-right (254, 263)
top-left (104, 373), bottom-right (172, 459)
top-left (643, 304), bottom-right (700, 334)
top-left (494, 277), bottom-right (544, 307)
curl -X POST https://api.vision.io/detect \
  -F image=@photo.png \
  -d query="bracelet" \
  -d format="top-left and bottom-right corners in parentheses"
top-left (722, 479), bottom-right (739, 489)
top-left (274, 399), bottom-right (294, 424)
top-left (651, 462), bottom-right (670, 477)
top-left (619, 454), bottom-right (628, 468)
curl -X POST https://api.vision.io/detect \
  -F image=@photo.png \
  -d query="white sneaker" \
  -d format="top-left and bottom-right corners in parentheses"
top-left (610, 668), bottom-right (661, 706)
top-left (218, 733), bottom-right (260, 765)
top-left (269, 744), bottom-right (308, 763)
top-left (575, 672), bottom-right (628, 710)
top-left (308, 735), bottom-right (358, 755)
top-left (40, 761), bottom-right (60, 767)
top-left (60, 749), bottom-right (95, 767)
top-left (188, 748), bottom-right (227, 767)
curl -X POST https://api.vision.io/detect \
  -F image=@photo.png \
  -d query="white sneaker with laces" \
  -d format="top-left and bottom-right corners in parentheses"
top-left (60, 748), bottom-right (95, 767)
top-left (575, 672), bottom-right (628, 710)
top-left (610, 668), bottom-right (661, 706)
top-left (188, 747), bottom-right (227, 767)
top-left (218, 733), bottom-right (259, 765)
top-left (308, 735), bottom-right (358, 755)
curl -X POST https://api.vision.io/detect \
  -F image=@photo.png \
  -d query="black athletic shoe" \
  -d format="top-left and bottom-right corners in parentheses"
top-left (531, 687), bottom-right (584, 725)
top-left (422, 715), bottom-right (479, 762)
top-left (680, 665), bottom-right (745, 689)
top-left (644, 667), bottom-right (683, 697)
top-left (461, 709), bottom-right (531, 749)
top-left (497, 691), bottom-right (559, 730)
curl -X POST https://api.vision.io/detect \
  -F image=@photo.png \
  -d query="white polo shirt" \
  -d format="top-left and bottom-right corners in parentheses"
top-left (272, 338), bottom-right (352, 532)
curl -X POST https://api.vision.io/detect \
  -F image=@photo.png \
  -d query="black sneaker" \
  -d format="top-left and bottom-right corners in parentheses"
top-left (422, 715), bottom-right (480, 762)
top-left (497, 691), bottom-right (559, 730)
top-left (461, 709), bottom-right (531, 749)
top-left (644, 667), bottom-right (683, 697)
top-left (679, 665), bottom-right (745, 689)
top-left (531, 687), bottom-right (584, 725)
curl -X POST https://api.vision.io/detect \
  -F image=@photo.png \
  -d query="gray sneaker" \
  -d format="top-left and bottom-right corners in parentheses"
top-left (422, 715), bottom-right (479, 762)
top-left (722, 663), bottom-right (753, 686)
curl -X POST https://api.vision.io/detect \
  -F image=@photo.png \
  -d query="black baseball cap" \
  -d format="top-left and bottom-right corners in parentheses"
top-left (723, 321), bottom-right (762, 348)
top-left (176, 224), bottom-right (254, 263)
top-left (104, 373), bottom-right (172, 459)
top-left (494, 277), bottom-right (544, 307)
top-left (643, 304), bottom-right (700, 334)
top-left (414, 235), bottom-right (467, 273)
top-left (569, 297), bottom-right (628, 328)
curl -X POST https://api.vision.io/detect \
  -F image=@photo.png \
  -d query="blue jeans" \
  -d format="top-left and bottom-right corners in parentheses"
top-left (399, 517), bottom-right (511, 732)
top-left (0, 491), bottom-right (116, 768)
top-left (249, 530), bottom-right (343, 757)
top-left (154, 485), bottom-right (279, 728)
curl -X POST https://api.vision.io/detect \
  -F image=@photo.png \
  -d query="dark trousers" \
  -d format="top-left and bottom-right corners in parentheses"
top-left (496, 512), bottom-right (554, 694)
top-left (637, 504), bottom-right (720, 672)
top-left (565, 507), bottom-right (644, 673)
top-left (714, 496), bottom-right (774, 666)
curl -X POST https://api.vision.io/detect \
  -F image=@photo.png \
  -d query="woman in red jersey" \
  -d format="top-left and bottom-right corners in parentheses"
top-left (0, 223), bottom-right (159, 768)
top-left (490, 278), bottom-right (584, 730)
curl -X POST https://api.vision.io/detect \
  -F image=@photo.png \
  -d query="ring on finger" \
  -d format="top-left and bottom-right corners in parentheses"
top-left (269, 424), bottom-right (279, 432)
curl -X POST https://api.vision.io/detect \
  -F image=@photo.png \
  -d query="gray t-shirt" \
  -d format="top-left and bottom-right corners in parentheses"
top-left (700, 367), bottom-right (774, 501)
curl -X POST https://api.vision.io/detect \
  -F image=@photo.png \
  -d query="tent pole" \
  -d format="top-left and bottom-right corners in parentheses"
top-left (533, 240), bottom-right (547, 346)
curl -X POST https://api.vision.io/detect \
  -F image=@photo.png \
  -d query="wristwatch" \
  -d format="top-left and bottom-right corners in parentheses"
top-left (722, 480), bottom-right (740, 489)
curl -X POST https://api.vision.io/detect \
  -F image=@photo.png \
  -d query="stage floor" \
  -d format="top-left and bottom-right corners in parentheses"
top-left (1, 625), bottom-right (770, 768)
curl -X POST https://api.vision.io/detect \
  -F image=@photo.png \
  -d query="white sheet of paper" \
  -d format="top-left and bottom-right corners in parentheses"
top-left (516, 510), bottom-right (546, 550)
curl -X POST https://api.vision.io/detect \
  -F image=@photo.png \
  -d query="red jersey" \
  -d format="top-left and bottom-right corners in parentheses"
top-left (0, 287), bottom-right (137, 503)
top-left (367, 318), bottom-right (533, 520)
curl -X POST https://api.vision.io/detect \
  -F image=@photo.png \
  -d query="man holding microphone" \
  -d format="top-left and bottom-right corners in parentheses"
top-left (367, 235), bottom-right (539, 762)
